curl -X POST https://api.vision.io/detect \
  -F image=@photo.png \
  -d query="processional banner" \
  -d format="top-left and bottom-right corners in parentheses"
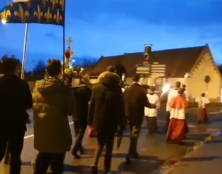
top-left (0, 0), bottom-right (65, 26)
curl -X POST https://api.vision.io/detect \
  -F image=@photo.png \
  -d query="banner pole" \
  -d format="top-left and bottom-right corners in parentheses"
top-left (62, 0), bottom-right (66, 81)
top-left (21, 23), bottom-right (29, 79)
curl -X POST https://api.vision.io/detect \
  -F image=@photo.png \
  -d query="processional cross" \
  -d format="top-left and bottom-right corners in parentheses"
top-left (66, 37), bottom-right (73, 49)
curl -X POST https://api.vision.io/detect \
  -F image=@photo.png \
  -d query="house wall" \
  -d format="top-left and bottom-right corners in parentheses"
top-left (188, 51), bottom-right (221, 101)
top-left (166, 78), bottom-right (185, 86)
top-left (89, 78), bottom-right (98, 84)
top-left (125, 77), bottom-right (185, 88)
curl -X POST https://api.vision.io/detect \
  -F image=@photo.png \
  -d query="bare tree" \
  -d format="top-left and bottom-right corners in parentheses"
top-left (81, 58), bottom-right (97, 67)
top-left (33, 60), bottom-right (46, 77)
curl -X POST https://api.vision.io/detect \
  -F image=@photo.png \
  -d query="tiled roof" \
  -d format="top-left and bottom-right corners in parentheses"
top-left (81, 67), bottom-right (94, 74)
top-left (90, 45), bottom-right (206, 77)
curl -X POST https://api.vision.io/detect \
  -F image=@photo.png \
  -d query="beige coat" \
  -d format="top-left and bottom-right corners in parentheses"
top-left (32, 77), bottom-right (74, 153)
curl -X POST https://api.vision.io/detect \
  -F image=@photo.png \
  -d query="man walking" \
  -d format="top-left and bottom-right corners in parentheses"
top-left (71, 74), bottom-right (92, 159)
top-left (0, 57), bottom-right (32, 174)
top-left (88, 67), bottom-right (125, 174)
top-left (124, 74), bottom-right (156, 164)
top-left (32, 59), bottom-right (74, 174)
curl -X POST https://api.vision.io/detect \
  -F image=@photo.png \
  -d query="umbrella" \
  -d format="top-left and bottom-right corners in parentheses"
top-left (116, 132), bottom-right (123, 149)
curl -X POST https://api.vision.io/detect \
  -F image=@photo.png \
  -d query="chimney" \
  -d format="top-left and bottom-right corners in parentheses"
top-left (144, 44), bottom-right (152, 55)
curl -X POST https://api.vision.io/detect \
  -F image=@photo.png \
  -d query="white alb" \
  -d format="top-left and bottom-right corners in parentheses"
top-left (195, 97), bottom-right (210, 108)
top-left (166, 89), bottom-right (179, 111)
top-left (144, 93), bottom-right (160, 117)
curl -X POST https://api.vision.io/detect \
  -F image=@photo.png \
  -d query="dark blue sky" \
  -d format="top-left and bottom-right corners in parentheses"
top-left (0, 0), bottom-right (222, 70)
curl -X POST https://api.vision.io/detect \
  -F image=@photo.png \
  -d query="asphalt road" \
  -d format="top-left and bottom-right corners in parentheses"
top-left (0, 108), bottom-right (221, 174)
top-left (169, 136), bottom-right (222, 174)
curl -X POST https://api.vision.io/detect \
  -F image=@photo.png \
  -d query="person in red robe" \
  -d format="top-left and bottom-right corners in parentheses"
top-left (166, 88), bottom-right (188, 144)
top-left (195, 93), bottom-right (210, 124)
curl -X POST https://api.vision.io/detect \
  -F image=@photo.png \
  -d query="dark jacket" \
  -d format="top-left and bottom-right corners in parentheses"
top-left (0, 74), bottom-right (32, 128)
top-left (88, 71), bottom-right (125, 134)
top-left (124, 82), bottom-right (153, 126)
top-left (72, 84), bottom-right (92, 122)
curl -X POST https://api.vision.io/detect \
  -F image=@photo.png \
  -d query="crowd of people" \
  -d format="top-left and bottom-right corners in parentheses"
top-left (144, 81), bottom-right (210, 144)
top-left (0, 58), bottom-right (210, 174)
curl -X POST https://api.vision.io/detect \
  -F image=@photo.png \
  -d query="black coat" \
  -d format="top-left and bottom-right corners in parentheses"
top-left (124, 83), bottom-right (152, 126)
top-left (88, 71), bottom-right (125, 134)
top-left (0, 74), bottom-right (32, 128)
top-left (72, 85), bottom-right (92, 122)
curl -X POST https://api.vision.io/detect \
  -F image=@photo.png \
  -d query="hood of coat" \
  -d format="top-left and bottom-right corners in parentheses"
top-left (97, 71), bottom-right (120, 88)
top-left (35, 77), bottom-right (65, 95)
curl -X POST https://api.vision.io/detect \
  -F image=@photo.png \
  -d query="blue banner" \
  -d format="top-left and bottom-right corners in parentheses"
top-left (0, 0), bottom-right (65, 26)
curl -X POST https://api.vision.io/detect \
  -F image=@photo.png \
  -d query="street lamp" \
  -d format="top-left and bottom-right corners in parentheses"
top-left (184, 72), bottom-right (189, 79)
top-left (184, 72), bottom-right (189, 93)
top-left (1, 19), bottom-right (7, 25)
top-left (184, 73), bottom-right (189, 85)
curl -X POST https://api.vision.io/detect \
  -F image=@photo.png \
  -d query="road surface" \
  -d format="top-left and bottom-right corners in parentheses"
top-left (169, 136), bottom-right (222, 174)
top-left (0, 108), bottom-right (221, 174)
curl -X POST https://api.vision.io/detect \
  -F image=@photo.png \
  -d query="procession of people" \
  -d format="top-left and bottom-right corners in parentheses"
top-left (0, 57), bottom-right (211, 174)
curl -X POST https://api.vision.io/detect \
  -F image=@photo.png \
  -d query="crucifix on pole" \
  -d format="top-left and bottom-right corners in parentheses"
top-left (66, 37), bottom-right (73, 50)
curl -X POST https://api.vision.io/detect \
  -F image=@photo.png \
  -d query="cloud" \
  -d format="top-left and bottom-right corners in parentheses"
top-left (1, 0), bottom-right (222, 66)
top-left (69, 0), bottom-right (222, 28)
top-left (45, 32), bottom-right (61, 41)
top-left (66, 12), bottom-right (222, 63)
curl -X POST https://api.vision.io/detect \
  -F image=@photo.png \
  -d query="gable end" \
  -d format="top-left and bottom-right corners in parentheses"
top-left (190, 45), bottom-right (221, 77)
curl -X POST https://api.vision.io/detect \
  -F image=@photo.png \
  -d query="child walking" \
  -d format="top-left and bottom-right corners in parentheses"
top-left (196, 93), bottom-right (210, 124)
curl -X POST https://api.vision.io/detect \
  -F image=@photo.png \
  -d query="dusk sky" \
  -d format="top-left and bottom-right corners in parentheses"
top-left (0, 0), bottom-right (222, 71)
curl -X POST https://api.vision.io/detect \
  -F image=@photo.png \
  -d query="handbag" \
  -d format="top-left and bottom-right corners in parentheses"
top-left (88, 127), bottom-right (96, 137)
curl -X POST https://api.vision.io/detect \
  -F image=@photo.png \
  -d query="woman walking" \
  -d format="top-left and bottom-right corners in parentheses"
top-left (32, 59), bottom-right (74, 174)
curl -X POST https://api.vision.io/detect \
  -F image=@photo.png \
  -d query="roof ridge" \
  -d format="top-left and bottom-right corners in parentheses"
top-left (124, 45), bottom-right (206, 55)
top-left (93, 45), bottom-right (206, 77)
top-left (100, 54), bottom-right (124, 58)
